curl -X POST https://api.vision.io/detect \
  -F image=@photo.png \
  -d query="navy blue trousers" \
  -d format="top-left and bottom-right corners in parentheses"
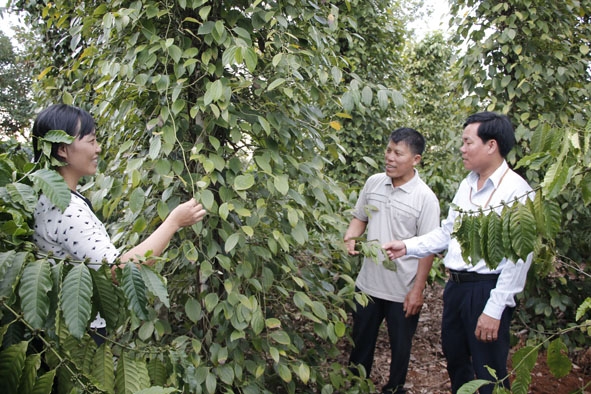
top-left (349, 293), bottom-right (419, 394)
top-left (442, 279), bottom-right (513, 394)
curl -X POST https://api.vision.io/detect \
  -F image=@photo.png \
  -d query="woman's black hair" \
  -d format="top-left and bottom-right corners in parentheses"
top-left (32, 104), bottom-right (96, 162)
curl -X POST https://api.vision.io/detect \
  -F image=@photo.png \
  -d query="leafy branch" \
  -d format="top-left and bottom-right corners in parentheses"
top-left (0, 300), bottom-right (99, 393)
top-left (453, 191), bottom-right (560, 270)
top-left (458, 322), bottom-right (591, 394)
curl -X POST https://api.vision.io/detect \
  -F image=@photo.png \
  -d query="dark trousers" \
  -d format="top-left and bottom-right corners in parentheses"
top-left (349, 293), bottom-right (419, 394)
top-left (442, 279), bottom-right (513, 394)
top-left (90, 327), bottom-right (107, 347)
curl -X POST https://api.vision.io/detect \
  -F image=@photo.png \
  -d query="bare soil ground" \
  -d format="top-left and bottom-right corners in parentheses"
top-left (339, 282), bottom-right (591, 393)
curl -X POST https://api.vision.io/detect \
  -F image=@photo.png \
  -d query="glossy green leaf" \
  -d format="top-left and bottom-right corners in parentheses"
top-left (62, 334), bottom-right (95, 380)
top-left (457, 379), bottom-right (490, 394)
top-left (6, 182), bottom-right (37, 213)
top-left (204, 80), bottom-right (223, 105)
top-left (479, 213), bottom-right (490, 267)
top-left (270, 330), bottom-right (291, 345)
top-left (121, 263), bottom-right (148, 320)
top-left (576, 297), bottom-right (591, 321)
top-left (115, 352), bottom-right (150, 394)
top-left (454, 214), bottom-right (481, 265)
top-left (267, 78), bottom-right (285, 91)
top-left (0, 251), bottom-right (27, 302)
top-left (42, 129), bottom-right (75, 145)
top-left (185, 297), bottom-right (202, 323)
top-left (204, 293), bottom-right (219, 313)
top-left (258, 116), bottom-right (271, 134)
top-left (297, 362), bottom-right (310, 384)
top-left (277, 363), bottom-right (292, 383)
top-left (547, 338), bottom-right (572, 378)
top-left (19, 260), bottom-right (52, 329)
top-left (242, 47), bottom-right (257, 72)
top-left (331, 66), bottom-right (342, 85)
top-left (140, 265), bottom-right (170, 308)
top-left (92, 344), bottom-right (115, 393)
top-left (500, 205), bottom-right (519, 263)
top-left (511, 345), bottom-right (538, 394)
top-left (234, 174), bottom-right (254, 191)
top-left (195, 4), bottom-right (211, 20)
top-left (61, 263), bottom-right (93, 339)
top-left (135, 387), bottom-right (178, 394)
top-left (581, 172), bottom-right (591, 206)
top-left (30, 169), bottom-right (70, 212)
top-left (147, 358), bottom-right (169, 388)
top-left (206, 370), bottom-right (217, 394)
top-left (273, 174), bottom-right (289, 195)
top-left (90, 265), bottom-right (123, 329)
top-left (149, 135), bottom-right (161, 160)
top-left (0, 341), bottom-right (27, 394)
top-left (31, 369), bottom-right (56, 394)
top-left (17, 353), bottom-right (41, 394)
top-left (200, 189), bottom-right (215, 210)
top-left (129, 187), bottom-right (145, 213)
top-left (485, 212), bottom-right (504, 268)
top-left (168, 44), bottom-right (182, 63)
top-left (251, 309), bottom-right (264, 335)
top-left (510, 203), bottom-right (536, 261)
top-left (361, 86), bottom-right (372, 106)
top-left (542, 160), bottom-right (570, 199)
top-left (224, 232), bottom-right (241, 253)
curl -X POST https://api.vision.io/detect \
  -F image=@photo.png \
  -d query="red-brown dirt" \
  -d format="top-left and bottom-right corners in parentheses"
top-left (338, 282), bottom-right (590, 393)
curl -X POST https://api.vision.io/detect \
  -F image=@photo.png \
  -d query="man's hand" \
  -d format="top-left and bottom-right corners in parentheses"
top-left (343, 218), bottom-right (366, 256)
top-left (403, 287), bottom-right (424, 318)
top-left (344, 237), bottom-right (359, 256)
top-left (475, 313), bottom-right (500, 342)
top-left (382, 240), bottom-right (407, 260)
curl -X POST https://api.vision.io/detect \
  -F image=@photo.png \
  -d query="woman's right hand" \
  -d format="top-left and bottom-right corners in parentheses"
top-left (168, 198), bottom-right (207, 229)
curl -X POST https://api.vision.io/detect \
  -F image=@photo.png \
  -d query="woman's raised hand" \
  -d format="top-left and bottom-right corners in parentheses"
top-left (168, 198), bottom-right (207, 229)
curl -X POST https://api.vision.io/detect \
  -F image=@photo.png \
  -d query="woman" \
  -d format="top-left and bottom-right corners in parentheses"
top-left (32, 103), bottom-right (206, 335)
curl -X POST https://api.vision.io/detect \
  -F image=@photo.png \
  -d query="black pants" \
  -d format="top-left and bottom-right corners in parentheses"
top-left (442, 279), bottom-right (513, 394)
top-left (349, 293), bottom-right (419, 394)
top-left (90, 327), bottom-right (107, 347)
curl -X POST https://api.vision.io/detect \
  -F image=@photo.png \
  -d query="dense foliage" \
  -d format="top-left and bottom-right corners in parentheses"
top-left (0, 0), bottom-right (419, 393)
top-left (0, 0), bottom-right (589, 393)
top-left (399, 31), bottom-right (466, 210)
top-left (0, 30), bottom-right (31, 139)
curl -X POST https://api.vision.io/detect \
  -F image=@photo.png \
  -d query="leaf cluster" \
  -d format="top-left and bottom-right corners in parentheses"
top-left (457, 336), bottom-right (577, 394)
top-left (0, 249), bottom-right (173, 393)
top-left (453, 192), bottom-right (560, 273)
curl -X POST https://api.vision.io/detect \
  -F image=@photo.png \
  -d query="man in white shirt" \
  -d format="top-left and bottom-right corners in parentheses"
top-left (382, 112), bottom-right (533, 394)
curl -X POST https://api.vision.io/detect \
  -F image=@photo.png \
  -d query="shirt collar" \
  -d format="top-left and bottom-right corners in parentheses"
top-left (386, 169), bottom-right (420, 192)
top-left (467, 160), bottom-right (509, 190)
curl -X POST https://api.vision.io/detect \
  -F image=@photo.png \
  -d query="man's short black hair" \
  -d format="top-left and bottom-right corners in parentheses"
top-left (389, 127), bottom-right (425, 155)
top-left (464, 112), bottom-right (515, 157)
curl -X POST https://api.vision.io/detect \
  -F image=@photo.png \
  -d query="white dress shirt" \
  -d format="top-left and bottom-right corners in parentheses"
top-left (404, 161), bottom-right (534, 319)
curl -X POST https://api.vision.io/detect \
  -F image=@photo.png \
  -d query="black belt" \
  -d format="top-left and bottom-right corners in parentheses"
top-left (448, 269), bottom-right (499, 283)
